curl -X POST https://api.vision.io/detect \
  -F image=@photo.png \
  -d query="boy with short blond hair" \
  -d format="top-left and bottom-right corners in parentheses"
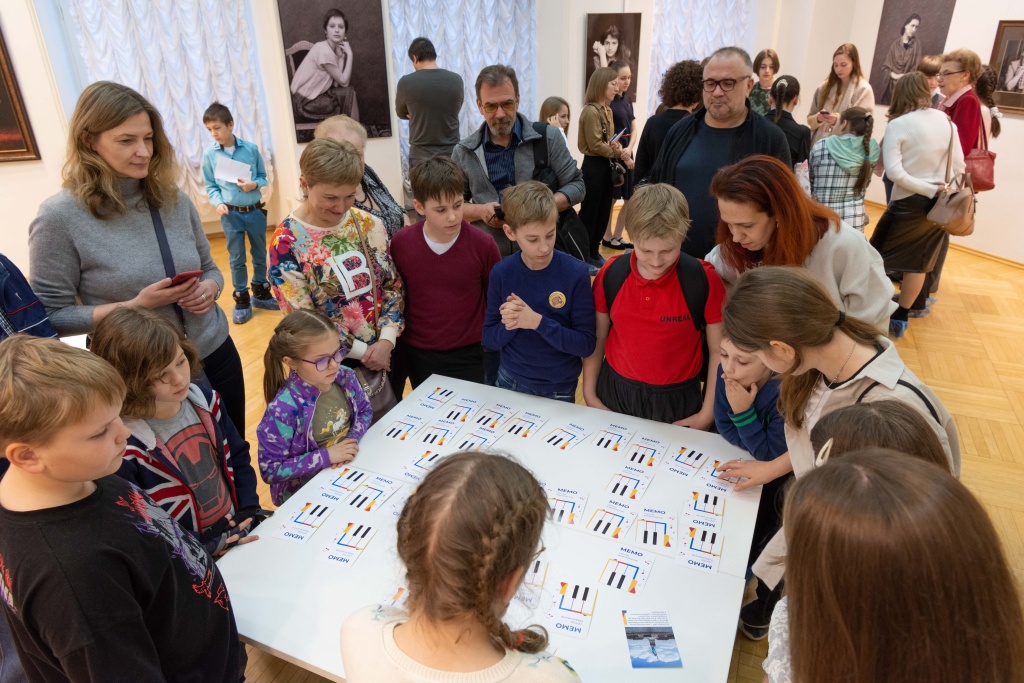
top-left (483, 181), bottom-right (596, 401)
top-left (0, 336), bottom-right (241, 681)
top-left (390, 156), bottom-right (501, 394)
top-left (583, 183), bottom-right (726, 425)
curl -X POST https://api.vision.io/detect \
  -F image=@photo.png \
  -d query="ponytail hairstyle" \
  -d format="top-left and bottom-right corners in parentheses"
top-left (975, 65), bottom-right (1001, 138)
top-left (769, 74), bottom-right (800, 122)
top-left (397, 452), bottom-right (550, 652)
top-left (263, 310), bottom-right (339, 403)
top-left (721, 266), bottom-right (879, 428)
top-left (838, 106), bottom-right (874, 193)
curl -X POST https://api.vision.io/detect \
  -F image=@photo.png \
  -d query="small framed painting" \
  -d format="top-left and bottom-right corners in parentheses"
top-left (0, 26), bottom-right (40, 162)
top-left (989, 20), bottom-right (1024, 113)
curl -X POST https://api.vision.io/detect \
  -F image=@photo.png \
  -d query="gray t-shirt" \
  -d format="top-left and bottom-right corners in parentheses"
top-left (395, 68), bottom-right (464, 160)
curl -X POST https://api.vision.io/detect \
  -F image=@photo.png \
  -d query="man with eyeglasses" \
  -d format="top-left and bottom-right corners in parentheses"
top-left (646, 46), bottom-right (790, 260)
top-left (452, 65), bottom-right (585, 257)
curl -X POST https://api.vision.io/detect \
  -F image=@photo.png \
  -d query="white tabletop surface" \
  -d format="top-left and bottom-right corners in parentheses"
top-left (218, 376), bottom-right (763, 682)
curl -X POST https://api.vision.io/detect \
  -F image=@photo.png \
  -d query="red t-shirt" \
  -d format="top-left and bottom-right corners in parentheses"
top-left (593, 253), bottom-right (725, 384)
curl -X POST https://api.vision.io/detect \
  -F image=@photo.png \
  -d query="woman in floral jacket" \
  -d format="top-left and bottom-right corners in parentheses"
top-left (269, 138), bottom-right (404, 415)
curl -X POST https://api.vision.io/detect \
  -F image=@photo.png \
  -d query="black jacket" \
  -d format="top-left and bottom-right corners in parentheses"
top-left (767, 109), bottom-right (811, 166)
top-left (634, 108), bottom-right (690, 183)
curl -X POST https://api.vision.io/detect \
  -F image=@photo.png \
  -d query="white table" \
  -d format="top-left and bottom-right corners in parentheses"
top-left (218, 376), bottom-right (763, 682)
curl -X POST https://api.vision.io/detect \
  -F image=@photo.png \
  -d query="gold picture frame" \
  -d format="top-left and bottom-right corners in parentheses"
top-left (989, 20), bottom-right (1024, 114)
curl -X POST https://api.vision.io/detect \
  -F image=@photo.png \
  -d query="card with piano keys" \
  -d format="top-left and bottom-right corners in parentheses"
top-left (542, 482), bottom-right (588, 528)
top-left (344, 474), bottom-right (403, 512)
top-left (539, 421), bottom-right (590, 451)
top-left (319, 465), bottom-right (370, 495)
top-left (584, 498), bottom-right (638, 540)
top-left (632, 506), bottom-right (678, 556)
top-left (546, 580), bottom-right (598, 639)
top-left (622, 436), bottom-right (670, 470)
top-left (470, 401), bottom-right (518, 431)
top-left (415, 385), bottom-right (457, 412)
top-left (270, 491), bottom-right (337, 544)
top-left (696, 459), bottom-right (742, 493)
top-left (604, 465), bottom-right (653, 502)
top-left (502, 409), bottom-right (549, 440)
top-left (515, 555), bottom-right (550, 609)
top-left (598, 546), bottom-right (654, 595)
top-left (414, 418), bottom-right (463, 449)
top-left (449, 425), bottom-right (503, 452)
top-left (400, 449), bottom-right (449, 484)
top-left (589, 422), bottom-right (636, 453)
top-left (379, 412), bottom-right (429, 442)
top-left (675, 521), bottom-right (724, 574)
top-left (689, 487), bottom-right (727, 519)
top-left (659, 445), bottom-right (711, 480)
top-left (319, 520), bottom-right (379, 567)
top-left (437, 395), bottom-right (483, 423)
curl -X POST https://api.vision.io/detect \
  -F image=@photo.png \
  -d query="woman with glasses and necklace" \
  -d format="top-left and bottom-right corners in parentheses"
top-left (807, 44), bottom-right (875, 145)
top-left (268, 137), bottom-right (404, 422)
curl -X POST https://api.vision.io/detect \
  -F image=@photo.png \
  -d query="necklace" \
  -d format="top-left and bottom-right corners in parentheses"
top-left (830, 339), bottom-right (858, 384)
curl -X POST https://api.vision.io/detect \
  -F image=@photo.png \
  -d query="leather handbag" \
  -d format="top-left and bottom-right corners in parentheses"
top-left (927, 121), bottom-right (976, 237)
top-left (964, 119), bottom-right (995, 192)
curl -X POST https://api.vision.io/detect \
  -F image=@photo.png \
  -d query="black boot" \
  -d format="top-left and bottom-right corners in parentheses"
top-left (232, 289), bottom-right (252, 324)
top-left (251, 283), bottom-right (279, 310)
top-left (739, 577), bottom-right (784, 640)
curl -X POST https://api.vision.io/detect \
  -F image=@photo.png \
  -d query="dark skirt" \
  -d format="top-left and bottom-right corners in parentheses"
top-left (596, 360), bottom-right (702, 424)
top-left (869, 194), bottom-right (944, 273)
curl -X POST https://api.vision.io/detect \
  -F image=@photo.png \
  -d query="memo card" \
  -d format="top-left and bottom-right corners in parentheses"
top-left (689, 487), bottom-right (727, 519)
top-left (599, 546), bottom-right (654, 595)
top-left (622, 610), bottom-right (682, 668)
top-left (400, 449), bottom-right (449, 484)
top-left (319, 520), bottom-right (379, 568)
top-left (271, 491), bottom-right (337, 544)
top-left (590, 422), bottom-right (636, 453)
top-left (633, 506), bottom-right (678, 556)
top-left (383, 485), bottom-right (414, 519)
top-left (604, 464), bottom-right (653, 502)
top-left (585, 498), bottom-right (638, 540)
top-left (660, 445), bottom-right (711, 479)
top-left (415, 418), bottom-right (463, 448)
top-left (471, 401), bottom-right (517, 430)
top-left (344, 474), bottom-right (402, 512)
top-left (416, 385), bottom-right (456, 412)
top-left (623, 436), bottom-right (670, 469)
top-left (439, 396), bottom-right (483, 423)
top-left (379, 585), bottom-right (409, 610)
top-left (676, 524), bottom-right (724, 574)
top-left (540, 421), bottom-right (590, 451)
top-left (696, 460), bottom-right (741, 493)
top-left (322, 465), bottom-right (371, 494)
top-left (546, 580), bottom-right (597, 639)
top-left (516, 556), bottom-right (550, 609)
top-left (380, 412), bottom-right (429, 441)
top-left (503, 409), bottom-right (549, 439)
top-left (450, 425), bottom-right (503, 452)
top-left (543, 483), bottom-right (589, 528)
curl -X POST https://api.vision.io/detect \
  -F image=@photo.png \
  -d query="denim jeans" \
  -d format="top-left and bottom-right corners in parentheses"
top-left (221, 209), bottom-right (269, 292)
top-left (495, 366), bottom-right (576, 403)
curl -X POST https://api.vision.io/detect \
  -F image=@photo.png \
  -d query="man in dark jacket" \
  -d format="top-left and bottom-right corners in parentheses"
top-left (646, 47), bottom-right (791, 259)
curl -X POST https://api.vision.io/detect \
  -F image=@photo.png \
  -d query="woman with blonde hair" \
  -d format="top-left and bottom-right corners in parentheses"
top-left (538, 96), bottom-right (571, 141)
top-left (806, 44), bottom-right (875, 144)
top-left (28, 81), bottom-right (245, 433)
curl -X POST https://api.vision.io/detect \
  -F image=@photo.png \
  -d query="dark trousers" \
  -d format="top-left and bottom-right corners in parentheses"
top-left (390, 340), bottom-right (485, 398)
top-left (747, 471), bottom-right (793, 570)
top-left (579, 155), bottom-right (614, 258)
top-left (596, 360), bottom-right (702, 423)
top-left (198, 335), bottom-right (246, 435)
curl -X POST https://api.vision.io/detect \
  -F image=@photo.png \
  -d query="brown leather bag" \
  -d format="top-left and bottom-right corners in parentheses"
top-left (927, 121), bottom-right (976, 237)
top-left (964, 119), bottom-right (995, 192)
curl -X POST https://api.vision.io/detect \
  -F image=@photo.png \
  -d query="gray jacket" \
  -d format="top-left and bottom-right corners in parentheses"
top-left (452, 112), bottom-right (585, 255)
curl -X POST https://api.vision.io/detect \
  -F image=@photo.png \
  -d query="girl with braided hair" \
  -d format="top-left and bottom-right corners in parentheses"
top-left (808, 106), bottom-right (879, 232)
top-left (341, 451), bottom-right (579, 682)
top-left (765, 75), bottom-right (811, 166)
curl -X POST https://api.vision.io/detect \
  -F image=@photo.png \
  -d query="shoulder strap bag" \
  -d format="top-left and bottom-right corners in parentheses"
top-left (587, 104), bottom-right (626, 188)
top-left (926, 121), bottom-right (976, 237)
top-left (148, 205), bottom-right (189, 334)
top-left (964, 117), bottom-right (995, 192)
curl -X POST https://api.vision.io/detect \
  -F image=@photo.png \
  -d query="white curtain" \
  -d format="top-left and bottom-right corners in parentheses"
top-left (388, 0), bottom-right (537, 184)
top-left (646, 0), bottom-right (750, 114)
top-left (64, 0), bottom-right (275, 220)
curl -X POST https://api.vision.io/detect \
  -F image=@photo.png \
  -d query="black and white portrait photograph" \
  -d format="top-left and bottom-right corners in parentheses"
top-left (277, 0), bottom-right (392, 142)
top-left (867, 0), bottom-right (957, 105)
top-left (990, 20), bottom-right (1024, 113)
top-left (585, 13), bottom-right (642, 101)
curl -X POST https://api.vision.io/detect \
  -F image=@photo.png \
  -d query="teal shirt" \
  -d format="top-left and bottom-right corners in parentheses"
top-left (201, 136), bottom-right (267, 208)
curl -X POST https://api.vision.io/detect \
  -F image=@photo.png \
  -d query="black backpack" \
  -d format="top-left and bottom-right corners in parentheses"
top-left (602, 251), bottom-right (712, 389)
top-left (530, 122), bottom-right (590, 263)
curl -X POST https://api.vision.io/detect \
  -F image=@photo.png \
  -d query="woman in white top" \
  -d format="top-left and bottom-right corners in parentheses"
top-left (806, 44), bottom-right (875, 145)
top-left (869, 72), bottom-right (964, 338)
top-left (340, 452), bottom-right (579, 683)
top-left (289, 8), bottom-right (359, 121)
top-left (705, 155), bottom-right (895, 332)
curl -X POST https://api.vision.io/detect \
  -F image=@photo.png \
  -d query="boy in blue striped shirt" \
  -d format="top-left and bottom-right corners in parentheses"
top-left (202, 102), bottom-right (277, 324)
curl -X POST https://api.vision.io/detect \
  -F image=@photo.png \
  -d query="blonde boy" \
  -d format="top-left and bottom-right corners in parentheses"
top-left (583, 183), bottom-right (726, 425)
top-left (0, 336), bottom-right (241, 681)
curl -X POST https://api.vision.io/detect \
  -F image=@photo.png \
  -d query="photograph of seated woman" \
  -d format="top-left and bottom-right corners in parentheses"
top-left (289, 8), bottom-right (359, 123)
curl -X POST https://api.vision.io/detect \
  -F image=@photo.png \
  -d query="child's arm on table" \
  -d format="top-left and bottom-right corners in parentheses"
top-left (256, 404), bottom-right (333, 484)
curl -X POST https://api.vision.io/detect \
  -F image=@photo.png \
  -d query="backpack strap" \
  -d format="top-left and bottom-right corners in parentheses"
top-left (531, 121), bottom-right (549, 170)
top-left (603, 252), bottom-right (708, 331)
top-left (855, 379), bottom-right (941, 424)
top-left (602, 253), bottom-right (633, 314)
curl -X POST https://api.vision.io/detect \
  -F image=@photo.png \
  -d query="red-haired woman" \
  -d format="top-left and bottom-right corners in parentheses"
top-left (705, 155), bottom-right (894, 331)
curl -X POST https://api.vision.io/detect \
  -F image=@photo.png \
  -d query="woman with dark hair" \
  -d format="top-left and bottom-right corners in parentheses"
top-left (750, 48), bottom-right (780, 115)
top-left (766, 76), bottom-right (811, 166)
top-left (975, 65), bottom-right (1002, 139)
top-left (290, 8), bottom-right (359, 121)
top-left (603, 61), bottom-right (637, 250)
top-left (807, 44), bottom-right (874, 144)
top-left (591, 24), bottom-right (632, 72)
top-left (879, 14), bottom-right (922, 103)
top-left (634, 59), bottom-right (702, 182)
top-left (705, 155), bottom-right (894, 331)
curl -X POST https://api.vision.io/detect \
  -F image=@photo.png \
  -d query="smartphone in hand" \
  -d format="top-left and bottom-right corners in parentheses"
top-left (169, 270), bottom-right (204, 287)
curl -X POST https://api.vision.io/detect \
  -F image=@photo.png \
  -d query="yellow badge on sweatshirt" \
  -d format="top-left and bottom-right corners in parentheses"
top-left (549, 291), bottom-right (566, 309)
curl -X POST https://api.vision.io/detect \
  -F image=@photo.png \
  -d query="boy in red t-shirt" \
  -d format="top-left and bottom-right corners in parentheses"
top-left (390, 157), bottom-right (501, 395)
top-left (582, 183), bottom-right (726, 426)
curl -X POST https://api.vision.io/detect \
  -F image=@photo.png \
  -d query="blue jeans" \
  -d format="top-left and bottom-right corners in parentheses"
top-left (495, 366), bottom-right (576, 403)
top-left (221, 209), bottom-right (269, 292)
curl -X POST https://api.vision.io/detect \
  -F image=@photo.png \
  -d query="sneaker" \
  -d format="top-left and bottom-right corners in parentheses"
top-left (588, 263), bottom-right (600, 277)
top-left (251, 283), bottom-right (280, 310)
top-left (889, 318), bottom-right (908, 338)
top-left (588, 256), bottom-right (607, 269)
top-left (738, 578), bottom-right (782, 641)
top-left (232, 290), bottom-right (252, 325)
top-left (927, 296), bottom-right (937, 306)
top-left (738, 620), bottom-right (769, 641)
top-left (908, 307), bottom-right (930, 318)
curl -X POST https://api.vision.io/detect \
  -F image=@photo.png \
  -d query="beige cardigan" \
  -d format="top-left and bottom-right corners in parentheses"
top-left (806, 77), bottom-right (875, 144)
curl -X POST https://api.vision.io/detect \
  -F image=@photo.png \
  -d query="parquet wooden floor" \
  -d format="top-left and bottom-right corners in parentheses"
top-left (212, 202), bottom-right (1024, 682)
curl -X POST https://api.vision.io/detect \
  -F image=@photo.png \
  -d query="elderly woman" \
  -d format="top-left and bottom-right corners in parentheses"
top-left (28, 81), bottom-right (246, 433)
top-left (314, 115), bottom-right (407, 238)
top-left (268, 137), bottom-right (404, 420)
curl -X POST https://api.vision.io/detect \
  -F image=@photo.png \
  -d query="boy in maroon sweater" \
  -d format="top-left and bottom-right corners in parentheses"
top-left (390, 157), bottom-right (501, 395)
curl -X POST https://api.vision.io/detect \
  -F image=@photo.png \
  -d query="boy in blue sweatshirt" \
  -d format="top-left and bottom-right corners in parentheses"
top-left (483, 181), bottom-right (596, 402)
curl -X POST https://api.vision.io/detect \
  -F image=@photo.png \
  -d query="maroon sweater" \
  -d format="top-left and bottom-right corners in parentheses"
top-left (390, 221), bottom-right (501, 350)
top-left (941, 88), bottom-right (982, 153)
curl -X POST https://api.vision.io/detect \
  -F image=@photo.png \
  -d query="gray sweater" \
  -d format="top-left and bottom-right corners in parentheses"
top-left (29, 179), bottom-right (228, 357)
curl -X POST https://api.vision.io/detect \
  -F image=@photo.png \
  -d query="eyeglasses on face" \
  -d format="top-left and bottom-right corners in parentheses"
top-left (936, 70), bottom-right (965, 79)
top-left (702, 78), bottom-right (745, 92)
top-left (300, 347), bottom-right (345, 372)
top-left (481, 99), bottom-right (517, 114)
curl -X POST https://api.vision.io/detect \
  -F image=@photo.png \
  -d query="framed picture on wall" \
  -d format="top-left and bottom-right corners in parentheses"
top-left (585, 13), bottom-right (642, 102)
top-left (276, 0), bottom-right (392, 143)
top-left (0, 26), bottom-right (40, 162)
top-left (989, 20), bottom-right (1024, 114)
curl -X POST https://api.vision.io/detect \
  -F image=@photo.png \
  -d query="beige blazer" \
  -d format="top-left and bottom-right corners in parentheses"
top-left (806, 78), bottom-right (875, 145)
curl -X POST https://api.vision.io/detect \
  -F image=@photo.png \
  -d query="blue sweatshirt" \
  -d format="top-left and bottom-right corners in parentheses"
top-left (484, 251), bottom-right (596, 393)
top-left (713, 365), bottom-right (787, 461)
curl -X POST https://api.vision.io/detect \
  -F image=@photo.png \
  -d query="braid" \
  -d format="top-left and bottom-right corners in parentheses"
top-left (855, 112), bottom-right (873, 194)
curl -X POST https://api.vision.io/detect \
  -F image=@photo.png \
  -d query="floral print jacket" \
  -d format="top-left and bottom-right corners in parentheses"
top-left (269, 208), bottom-right (404, 359)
